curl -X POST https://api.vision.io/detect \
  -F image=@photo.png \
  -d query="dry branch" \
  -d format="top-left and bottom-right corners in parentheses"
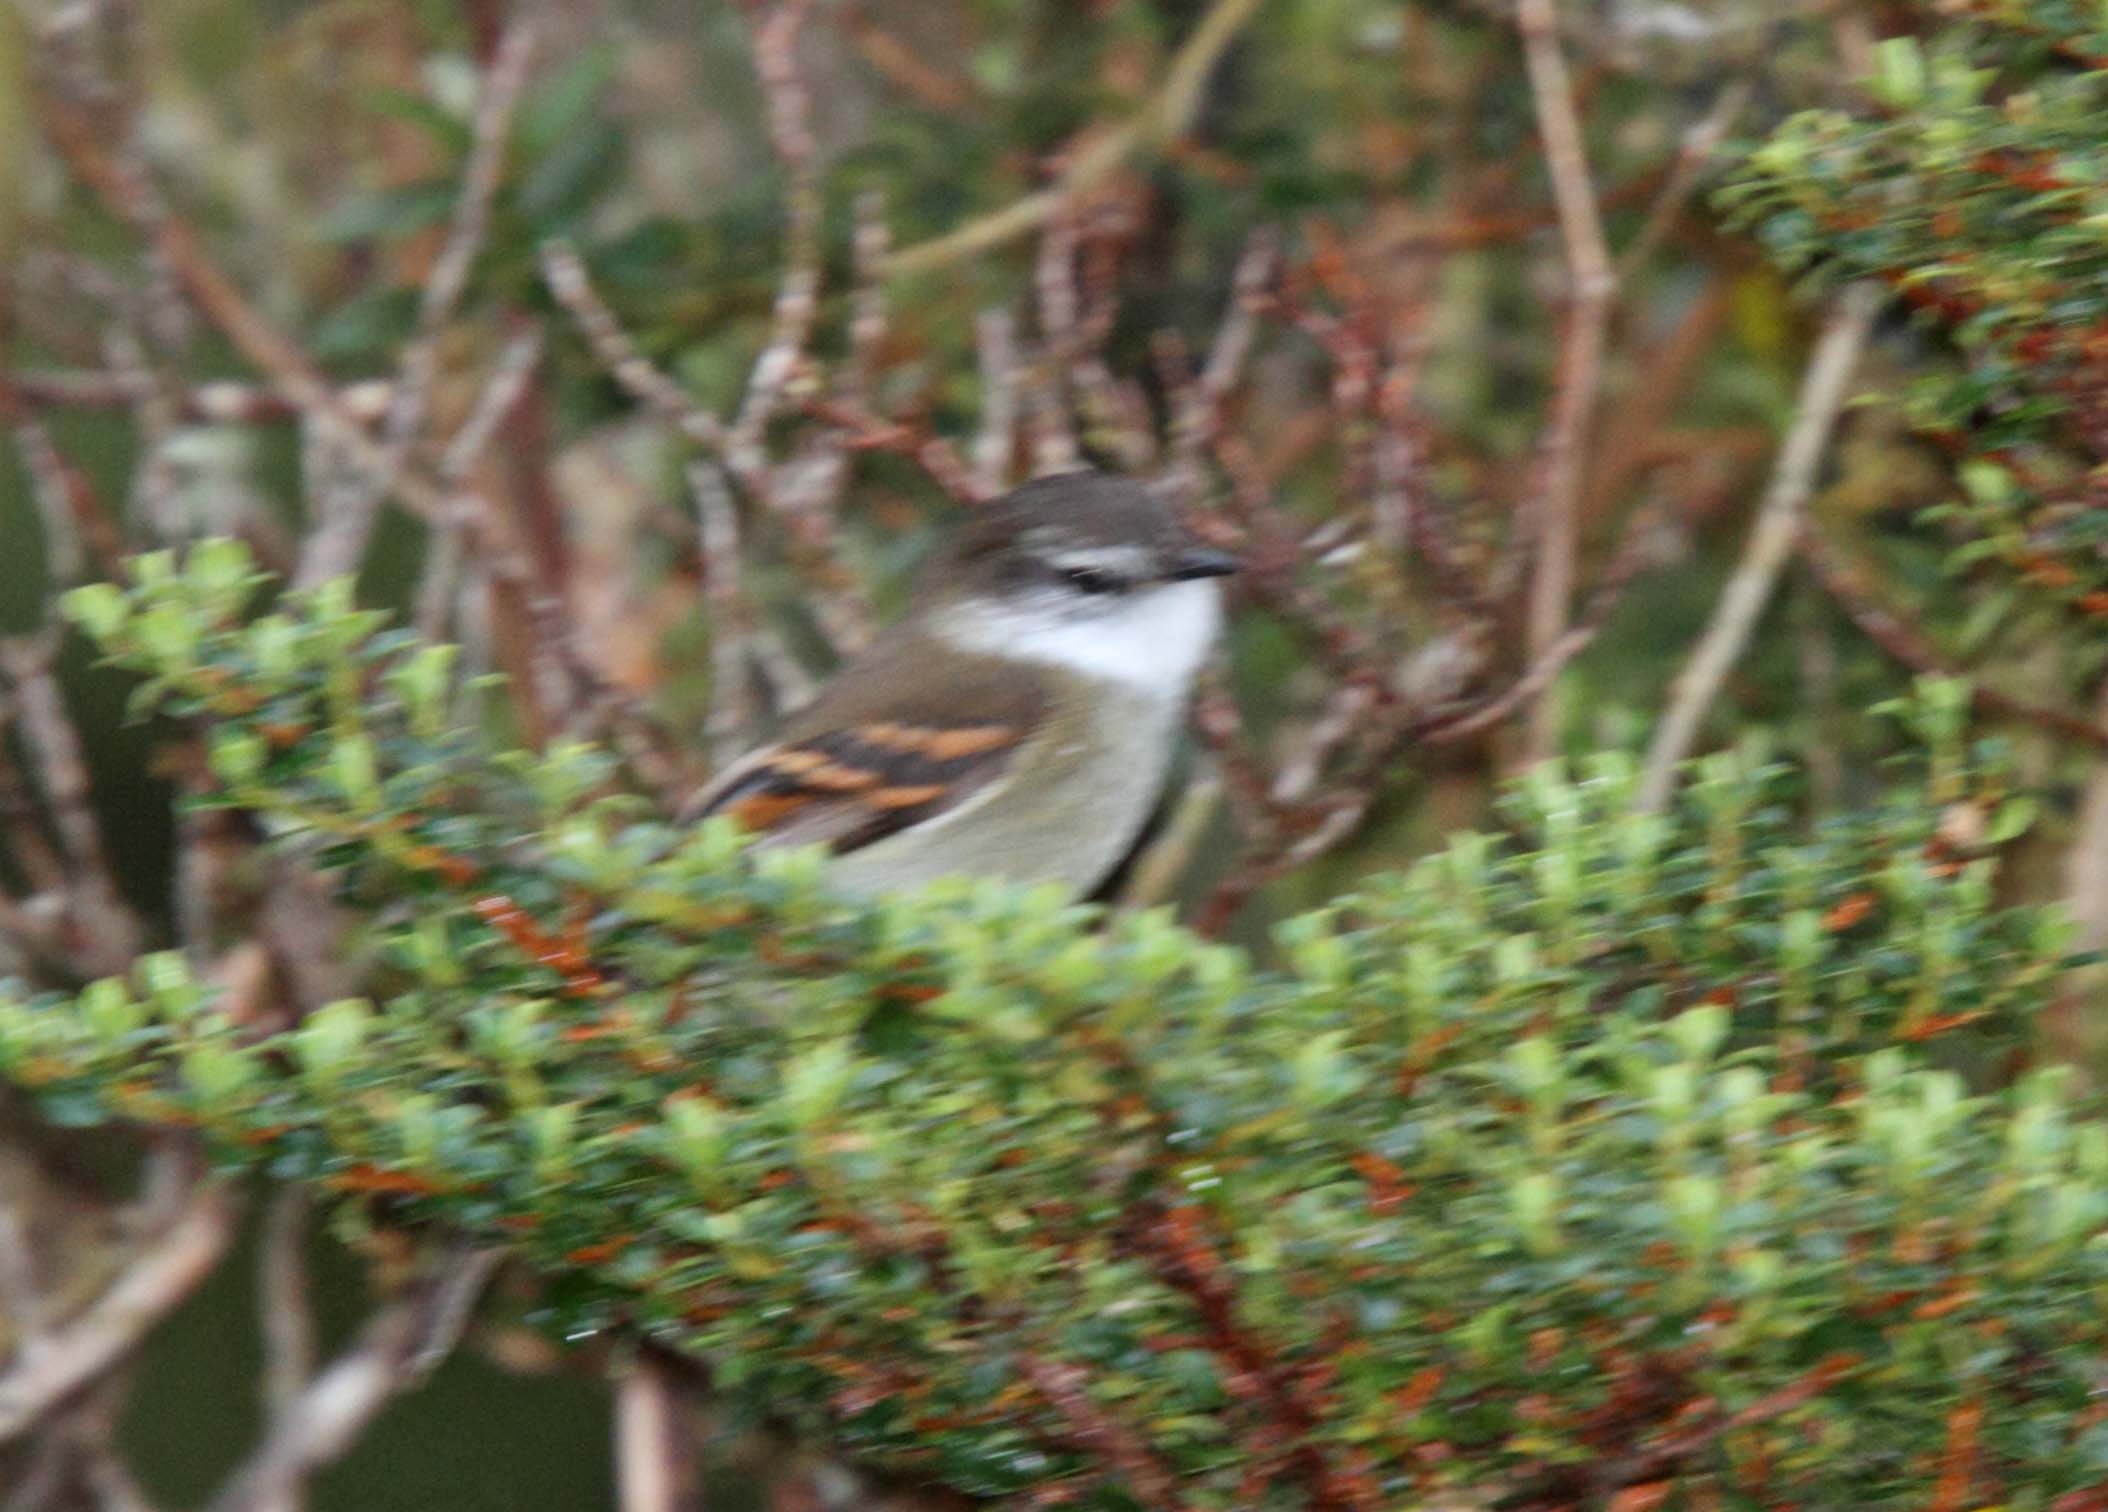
top-left (0, 1186), bottom-right (238, 1442)
top-left (1517, 0), bottom-right (1617, 762)
top-left (878, 0), bottom-right (1269, 278)
top-left (539, 241), bottom-right (728, 450)
top-left (1795, 521), bottom-right (2108, 755)
top-left (298, 13), bottom-right (542, 589)
top-left (614, 1350), bottom-right (701, 1512)
top-left (201, 1246), bottom-right (500, 1512)
top-left (1637, 283), bottom-right (1880, 811)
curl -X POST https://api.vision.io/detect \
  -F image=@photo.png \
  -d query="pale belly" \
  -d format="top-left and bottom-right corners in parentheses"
top-left (822, 681), bottom-right (1180, 901)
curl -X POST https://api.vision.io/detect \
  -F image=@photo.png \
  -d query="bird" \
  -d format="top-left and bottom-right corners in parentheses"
top-left (686, 470), bottom-right (1238, 900)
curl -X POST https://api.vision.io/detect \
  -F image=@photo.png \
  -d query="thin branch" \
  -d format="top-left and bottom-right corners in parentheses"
top-left (690, 460), bottom-right (758, 765)
top-left (0, 1183), bottom-right (46, 1362)
top-left (879, 0), bottom-right (1269, 277)
top-left (67, 1382), bottom-right (164, 1512)
top-left (729, 0), bottom-right (822, 472)
top-left (1419, 514), bottom-right (1651, 747)
top-left (841, 1), bottom-right (975, 112)
top-left (437, 327), bottom-right (546, 486)
top-left (614, 1349), bottom-right (701, 1512)
top-left (1, 1429), bottom-right (68, 1512)
top-left (1636, 282), bottom-right (1880, 812)
top-left (257, 1189), bottom-right (316, 1453)
top-left (798, 393), bottom-right (988, 504)
top-left (539, 241), bottom-right (726, 450)
top-left (972, 308), bottom-right (1020, 493)
top-left (297, 15), bottom-right (539, 588)
top-left (1165, 229), bottom-right (1277, 495)
top-left (202, 1246), bottom-right (501, 1512)
top-left (842, 191), bottom-right (891, 405)
top-left (1795, 520), bottom-right (2108, 755)
top-left (1614, 79), bottom-right (1752, 282)
top-left (1027, 219), bottom-right (1082, 473)
top-left (1115, 772), bottom-right (1225, 913)
top-left (0, 634), bottom-right (142, 973)
top-left (33, 90), bottom-right (390, 491)
top-left (0, 702), bottom-right (68, 906)
top-left (416, 330), bottom-right (544, 642)
top-left (3, 415), bottom-right (123, 580)
top-left (8, 369), bottom-right (308, 423)
top-left (1517, 0), bottom-right (1617, 762)
top-left (1125, 1206), bottom-right (1373, 1511)
top-left (0, 1185), bottom-right (237, 1443)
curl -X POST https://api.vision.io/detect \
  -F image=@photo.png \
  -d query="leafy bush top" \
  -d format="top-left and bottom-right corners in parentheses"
top-left (6, 544), bottom-right (2103, 1509)
top-left (1728, 14), bottom-right (2108, 626)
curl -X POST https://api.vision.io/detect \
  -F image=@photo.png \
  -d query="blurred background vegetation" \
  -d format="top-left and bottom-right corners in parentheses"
top-left (3, 0), bottom-right (2108, 1506)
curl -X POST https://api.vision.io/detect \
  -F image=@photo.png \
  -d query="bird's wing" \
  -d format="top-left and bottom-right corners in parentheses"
top-left (685, 632), bottom-right (1048, 855)
top-left (689, 719), bottom-right (1033, 853)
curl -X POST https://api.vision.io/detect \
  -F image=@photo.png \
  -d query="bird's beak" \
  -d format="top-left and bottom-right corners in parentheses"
top-left (1164, 546), bottom-right (1241, 581)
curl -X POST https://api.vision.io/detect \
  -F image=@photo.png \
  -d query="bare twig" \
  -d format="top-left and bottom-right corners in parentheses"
top-left (690, 460), bottom-right (758, 764)
top-left (1, 1434), bottom-right (68, 1512)
top-left (1615, 79), bottom-right (1752, 281)
top-left (1420, 521), bottom-right (1650, 748)
top-left (0, 1185), bottom-right (46, 1361)
top-left (973, 309), bottom-right (1021, 493)
top-left (0, 704), bottom-right (68, 908)
top-left (1517, 0), bottom-right (1617, 762)
top-left (8, 422), bottom-right (84, 581)
top-left (298, 16), bottom-right (540, 589)
top-left (1164, 230), bottom-right (1277, 499)
top-left (1114, 773), bottom-right (1225, 913)
top-left (402, 20), bottom-right (539, 417)
top-left (799, 393), bottom-right (988, 504)
top-left (8, 369), bottom-right (307, 423)
top-left (416, 331), bottom-right (543, 642)
top-left (257, 1189), bottom-right (316, 1454)
top-left (1027, 220), bottom-right (1083, 474)
top-left (0, 634), bottom-right (142, 973)
top-left (1636, 283), bottom-right (1880, 811)
top-left (843, 192), bottom-right (891, 404)
top-left (729, 0), bottom-right (822, 472)
top-left (0, 373), bottom-right (129, 577)
top-left (67, 1383), bottom-right (164, 1512)
top-left (0, 1185), bottom-right (237, 1442)
top-left (879, 0), bottom-right (1269, 277)
top-left (841, 1), bottom-right (975, 112)
top-left (33, 90), bottom-right (396, 497)
top-left (614, 1350), bottom-right (701, 1512)
top-left (437, 327), bottom-right (546, 486)
top-left (539, 241), bottom-right (727, 450)
top-left (202, 1245), bottom-right (501, 1512)
top-left (1125, 1206), bottom-right (1373, 1511)
top-left (1795, 519), bottom-right (2108, 755)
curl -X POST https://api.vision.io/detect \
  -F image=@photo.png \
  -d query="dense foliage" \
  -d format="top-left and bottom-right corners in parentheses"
top-left (9, 1), bottom-right (2108, 1507)
top-left (1731, 6), bottom-right (2108, 646)
top-left (4, 546), bottom-right (2100, 1507)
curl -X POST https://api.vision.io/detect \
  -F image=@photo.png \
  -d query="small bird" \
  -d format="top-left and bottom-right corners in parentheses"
top-left (688, 470), bottom-right (1238, 899)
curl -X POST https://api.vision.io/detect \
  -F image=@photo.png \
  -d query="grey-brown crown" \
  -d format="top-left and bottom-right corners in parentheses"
top-left (932, 470), bottom-right (1237, 593)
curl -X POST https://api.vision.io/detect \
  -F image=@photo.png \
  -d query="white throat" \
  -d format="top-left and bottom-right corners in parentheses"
top-left (936, 580), bottom-right (1223, 696)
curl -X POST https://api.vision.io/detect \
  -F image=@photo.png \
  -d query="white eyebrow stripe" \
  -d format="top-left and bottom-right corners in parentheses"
top-left (1043, 544), bottom-right (1155, 577)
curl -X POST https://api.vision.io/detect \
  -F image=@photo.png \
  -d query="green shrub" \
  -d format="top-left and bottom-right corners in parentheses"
top-left (5, 544), bottom-right (2104, 1507)
top-left (1728, 11), bottom-right (2108, 630)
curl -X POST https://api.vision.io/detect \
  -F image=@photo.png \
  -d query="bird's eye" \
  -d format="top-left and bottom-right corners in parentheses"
top-left (1057, 564), bottom-right (1124, 595)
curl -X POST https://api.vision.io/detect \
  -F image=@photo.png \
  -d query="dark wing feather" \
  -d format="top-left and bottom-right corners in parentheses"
top-left (685, 630), bottom-right (1046, 855)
